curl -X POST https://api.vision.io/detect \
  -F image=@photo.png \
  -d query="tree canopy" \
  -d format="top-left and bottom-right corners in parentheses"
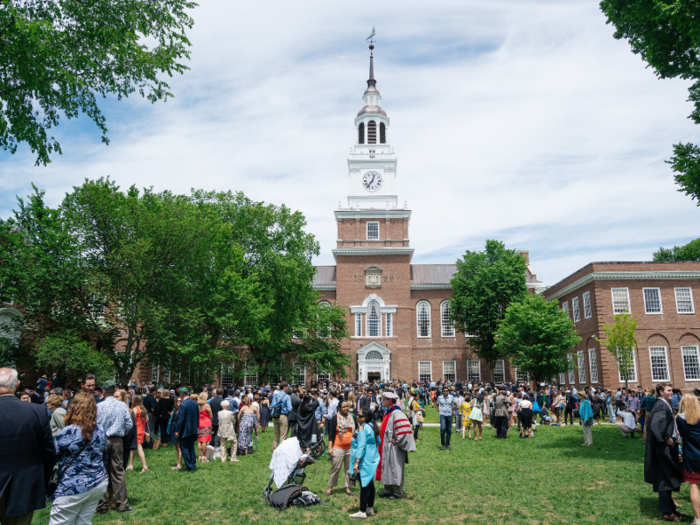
top-left (0, 0), bottom-right (196, 165)
top-left (449, 240), bottom-right (528, 371)
top-left (495, 294), bottom-right (580, 385)
top-left (653, 237), bottom-right (700, 261)
top-left (596, 312), bottom-right (639, 393)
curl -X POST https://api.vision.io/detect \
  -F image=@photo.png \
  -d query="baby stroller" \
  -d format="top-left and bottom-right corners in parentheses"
top-left (264, 438), bottom-right (321, 510)
top-left (539, 406), bottom-right (553, 425)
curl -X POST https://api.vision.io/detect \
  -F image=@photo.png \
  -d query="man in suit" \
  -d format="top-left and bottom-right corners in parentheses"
top-left (208, 389), bottom-right (223, 448)
top-left (288, 386), bottom-right (301, 437)
top-left (175, 389), bottom-right (200, 472)
top-left (0, 368), bottom-right (56, 525)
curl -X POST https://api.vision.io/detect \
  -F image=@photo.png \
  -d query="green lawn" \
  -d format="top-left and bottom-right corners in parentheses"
top-left (33, 423), bottom-right (676, 524)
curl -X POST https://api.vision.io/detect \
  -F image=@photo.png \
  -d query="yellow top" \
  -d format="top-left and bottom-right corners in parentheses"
top-left (460, 401), bottom-right (471, 417)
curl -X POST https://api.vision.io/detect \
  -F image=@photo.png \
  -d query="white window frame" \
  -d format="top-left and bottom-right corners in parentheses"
top-left (366, 300), bottom-right (381, 337)
top-left (649, 346), bottom-right (670, 382)
top-left (220, 364), bottom-right (235, 386)
top-left (385, 312), bottom-right (393, 337)
top-left (643, 287), bottom-right (663, 315)
top-left (416, 300), bottom-right (431, 338)
top-left (355, 313), bottom-right (362, 337)
top-left (244, 364), bottom-right (258, 387)
top-left (493, 359), bottom-right (505, 384)
top-left (561, 301), bottom-right (569, 317)
top-left (612, 287), bottom-right (631, 315)
top-left (467, 359), bottom-right (481, 383)
top-left (559, 372), bottom-right (566, 385)
top-left (151, 363), bottom-right (160, 383)
top-left (568, 354), bottom-right (575, 384)
top-left (618, 351), bottom-right (638, 383)
top-left (588, 348), bottom-right (598, 384)
top-left (583, 291), bottom-right (592, 319)
top-left (366, 221), bottom-right (379, 240)
top-left (682, 346), bottom-right (700, 381)
top-left (572, 296), bottom-right (581, 323)
top-left (440, 300), bottom-right (455, 338)
top-left (316, 369), bottom-right (330, 383)
top-left (418, 361), bottom-right (432, 383)
top-left (577, 350), bottom-right (586, 384)
top-left (292, 362), bottom-right (306, 386)
top-left (515, 368), bottom-right (529, 384)
top-left (443, 360), bottom-right (456, 382)
top-left (675, 287), bottom-right (695, 314)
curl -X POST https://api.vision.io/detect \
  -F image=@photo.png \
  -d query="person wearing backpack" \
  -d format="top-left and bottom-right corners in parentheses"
top-left (270, 382), bottom-right (292, 451)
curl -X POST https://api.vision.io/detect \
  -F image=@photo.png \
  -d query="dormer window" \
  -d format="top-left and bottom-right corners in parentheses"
top-left (367, 121), bottom-right (377, 144)
top-left (358, 122), bottom-right (364, 144)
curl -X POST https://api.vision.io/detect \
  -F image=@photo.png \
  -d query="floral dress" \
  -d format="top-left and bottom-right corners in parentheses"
top-left (460, 401), bottom-right (472, 427)
top-left (238, 411), bottom-right (257, 454)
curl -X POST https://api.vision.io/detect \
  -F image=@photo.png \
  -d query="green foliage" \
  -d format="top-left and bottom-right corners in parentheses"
top-left (0, 337), bottom-right (20, 368)
top-left (600, 0), bottom-right (700, 203)
top-left (449, 240), bottom-right (528, 369)
top-left (495, 294), bottom-right (581, 384)
top-left (596, 312), bottom-right (639, 392)
top-left (653, 237), bottom-right (700, 261)
top-left (33, 332), bottom-right (115, 388)
top-left (0, 0), bottom-right (197, 165)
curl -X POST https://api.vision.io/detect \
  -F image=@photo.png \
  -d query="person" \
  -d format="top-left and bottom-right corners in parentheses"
top-left (289, 387), bottom-right (301, 437)
top-left (519, 394), bottom-right (534, 439)
top-left (174, 389), bottom-right (199, 472)
top-left (49, 393), bottom-right (108, 525)
top-left (0, 368), bottom-right (56, 525)
top-left (436, 386), bottom-right (457, 450)
top-left (197, 393), bottom-right (213, 462)
top-left (169, 397), bottom-right (184, 470)
top-left (237, 395), bottom-right (258, 456)
top-left (677, 394), bottom-right (700, 525)
top-left (48, 393), bottom-right (67, 438)
top-left (409, 393), bottom-right (423, 441)
top-left (645, 383), bottom-right (684, 522)
top-left (114, 389), bottom-right (137, 475)
top-left (469, 393), bottom-right (484, 441)
top-left (551, 390), bottom-right (564, 426)
top-left (269, 381), bottom-right (292, 451)
top-left (208, 389), bottom-right (223, 448)
top-left (377, 391), bottom-right (416, 499)
top-left (155, 388), bottom-right (174, 448)
top-left (617, 408), bottom-right (643, 438)
top-left (217, 400), bottom-right (238, 463)
top-left (349, 409), bottom-right (381, 519)
top-left (642, 389), bottom-right (657, 440)
top-left (142, 387), bottom-right (157, 449)
top-left (460, 394), bottom-right (473, 440)
top-left (296, 392), bottom-right (320, 452)
top-left (493, 386), bottom-right (512, 439)
top-left (130, 395), bottom-right (149, 473)
top-left (259, 392), bottom-right (270, 433)
top-left (327, 401), bottom-right (355, 497)
top-left (565, 389), bottom-right (577, 426)
top-left (95, 380), bottom-right (133, 515)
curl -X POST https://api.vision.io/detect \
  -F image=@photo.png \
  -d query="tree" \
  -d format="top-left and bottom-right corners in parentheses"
top-left (596, 312), bottom-right (639, 394)
top-left (495, 294), bottom-right (580, 385)
top-left (653, 237), bottom-right (700, 261)
top-left (0, 0), bottom-right (196, 165)
top-left (449, 239), bottom-right (528, 376)
top-left (600, 1), bottom-right (700, 203)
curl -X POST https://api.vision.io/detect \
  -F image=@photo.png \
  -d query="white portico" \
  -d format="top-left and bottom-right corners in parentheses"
top-left (356, 341), bottom-right (391, 382)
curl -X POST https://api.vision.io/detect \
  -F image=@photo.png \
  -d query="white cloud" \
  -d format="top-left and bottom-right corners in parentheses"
top-left (1, 0), bottom-right (698, 285)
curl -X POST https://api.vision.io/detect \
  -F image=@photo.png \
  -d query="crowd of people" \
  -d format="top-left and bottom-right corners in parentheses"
top-left (4, 366), bottom-right (700, 523)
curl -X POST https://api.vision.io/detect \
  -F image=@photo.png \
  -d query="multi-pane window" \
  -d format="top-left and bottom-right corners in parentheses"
top-left (385, 313), bottom-right (392, 337)
top-left (220, 364), bottom-right (235, 386)
top-left (467, 359), bottom-right (481, 383)
top-left (583, 291), bottom-right (592, 319)
top-left (366, 222), bottom-right (379, 240)
top-left (572, 297), bottom-right (581, 323)
top-left (643, 288), bottom-right (663, 314)
top-left (162, 369), bottom-right (171, 385)
top-left (317, 369), bottom-right (330, 383)
top-left (367, 300), bottom-right (381, 337)
top-left (443, 360), bottom-right (456, 382)
top-left (151, 364), bottom-right (160, 383)
top-left (577, 350), bottom-right (586, 384)
top-left (418, 361), bottom-right (432, 382)
top-left (649, 346), bottom-right (670, 382)
top-left (561, 301), bottom-right (569, 317)
top-left (0, 282), bottom-right (13, 305)
top-left (244, 364), bottom-right (258, 386)
top-left (682, 346), bottom-right (700, 381)
top-left (416, 301), bottom-right (431, 338)
top-left (612, 287), bottom-right (631, 314)
top-left (292, 362), bottom-right (306, 386)
top-left (355, 313), bottom-right (362, 337)
top-left (440, 301), bottom-right (455, 337)
top-left (588, 349), bottom-right (598, 383)
top-left (618, 351), bottom-right (637, 383)
top-left (676, 287), bottom-right (695, 314)
top-left (516, 368), bottom-right (529, 384)
top-left (568, 355), bottom-right (575, 384)
top-left (494, 359), bottom-right (505, 384)
top-left (559, 372), bottom-right (566, 385)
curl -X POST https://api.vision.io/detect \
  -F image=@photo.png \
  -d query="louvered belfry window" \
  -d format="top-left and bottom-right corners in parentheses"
top-left (367, 121), bottom-right (377, 144)
top-left (358, 122), bottom-right (365, 144)
top-left (380, 122), bottom-right (386, 143)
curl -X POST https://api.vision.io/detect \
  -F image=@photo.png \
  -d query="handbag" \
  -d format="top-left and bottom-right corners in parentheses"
top-left (47, 438), bottom-right (89, 498)
top-left (153, 437), bottom-right (161, 450)
top-left (417, 412), bottom-right (424, 424)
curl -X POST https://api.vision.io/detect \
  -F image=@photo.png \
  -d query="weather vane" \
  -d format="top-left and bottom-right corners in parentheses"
top-left (366, 27), bottom-right (376, 47)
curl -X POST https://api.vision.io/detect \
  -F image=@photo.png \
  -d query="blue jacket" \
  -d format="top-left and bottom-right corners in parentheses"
top-left (270, 390), bottom-right (292, 415)
top-left (176, 398), bottom-right (199, 439)
top-left (579, 399), bottom-right (594, 424)
top-left (349, 422), bottom-right (381, 487)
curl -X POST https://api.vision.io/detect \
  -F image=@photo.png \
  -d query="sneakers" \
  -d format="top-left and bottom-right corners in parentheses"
top-left (440, 445), bottom-right (446, 450)
top-left (366, 507), bottom-right (376, 516)
top-left (349, 511), bottom-right (368, 519)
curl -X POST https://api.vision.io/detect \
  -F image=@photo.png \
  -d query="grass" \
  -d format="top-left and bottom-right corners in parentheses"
top-left (32, 422), bottom-right (677, 525)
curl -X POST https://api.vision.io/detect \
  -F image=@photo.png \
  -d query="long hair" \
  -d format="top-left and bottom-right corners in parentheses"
top-left (680, 394), bottom-right (700, 426)
top-left (131, 395), bottom-right (147, 422)
top-left (65, 392), bottom-right (97, 442)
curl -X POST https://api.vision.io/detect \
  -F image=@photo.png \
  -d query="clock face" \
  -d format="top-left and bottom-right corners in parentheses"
top-left (362, 171), bottom-right (383, 192)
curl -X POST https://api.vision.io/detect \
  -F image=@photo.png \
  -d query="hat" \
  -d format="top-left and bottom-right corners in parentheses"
top-left (169, 389), bottom-right (175, 394)
top-left (180, 387), bottom-right (189, 394)
top-left (382, 391), bottom-right (398, 400)
top-left (693, 388), bottom-right (700, 396)
top-left (566, 389), bottom-right (571, 394)
top-left (101, 380), bottom-right (117, 390)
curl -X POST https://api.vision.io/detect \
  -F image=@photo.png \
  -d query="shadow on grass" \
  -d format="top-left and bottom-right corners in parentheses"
top-left (529, 427), bottom-right (645, 463)
top-left (639, 495), bottom-right (660, 519)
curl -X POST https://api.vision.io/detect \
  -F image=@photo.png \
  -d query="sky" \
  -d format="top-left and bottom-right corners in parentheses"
top-left (1, 0), bottom-right (698, 287)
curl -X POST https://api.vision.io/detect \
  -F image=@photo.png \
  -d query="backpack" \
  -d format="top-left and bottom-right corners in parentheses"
top-left (291, 491), bottom-right (321, 507)
top-left (270, 392), bottom-right (287, 419)
top-left (268, 484), bottom-right (302, 510)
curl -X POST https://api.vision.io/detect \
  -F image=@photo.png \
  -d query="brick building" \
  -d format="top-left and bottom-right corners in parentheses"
top-left (311, 45), bottom-right (543, 384)
top-left (543, 261), bottom-right (700, 391)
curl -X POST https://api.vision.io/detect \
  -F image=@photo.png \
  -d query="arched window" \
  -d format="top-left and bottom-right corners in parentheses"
top-left (416, 300), bottom-right (431, 338)
top-left (367, 120), bottom-right (377, 144)
top-left (366, 350), bottom-right (383, 360)
top-left (380, 122), bottom-right (386, 144)
top-left (358, 122), bottom-right (365, 144)
top-left (441, 300), bottom-right (455, 337)
top-left (367, 300), bottom-right (381, 337)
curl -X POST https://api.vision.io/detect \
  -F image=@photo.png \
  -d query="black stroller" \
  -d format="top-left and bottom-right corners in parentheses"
top-left (264, 453), bottom-right (320, 509)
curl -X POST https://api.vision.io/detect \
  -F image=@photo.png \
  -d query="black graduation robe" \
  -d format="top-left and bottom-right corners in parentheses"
top-left (644, 398), bottom-right (682, 492)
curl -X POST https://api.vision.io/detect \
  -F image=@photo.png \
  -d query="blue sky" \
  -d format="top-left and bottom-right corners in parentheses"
top-left (1, 0), bottom-right (698, 286)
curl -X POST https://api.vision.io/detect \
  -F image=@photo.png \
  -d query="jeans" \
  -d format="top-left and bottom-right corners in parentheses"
top-left (180, 435), bottom-right (197, 471)
top-left (455, 413), bottom-right (463, 431)
top-left (358, 474), bottom-right (375, 512)
top-left (440, 414), bottom-right (452, 446)
top-left (158, 418), bottom-right (169, 444)
top-left (607, 404), bottom-right (616, 423)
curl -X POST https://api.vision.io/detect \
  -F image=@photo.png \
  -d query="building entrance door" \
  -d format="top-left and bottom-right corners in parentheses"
top-left (367, 371), bottom-right (381, 382)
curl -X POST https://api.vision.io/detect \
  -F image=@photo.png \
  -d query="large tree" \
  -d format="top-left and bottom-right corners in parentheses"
top-left (495, 294), bottom-right (580, 385)
top-left (449, 239), bottom-right (528, 376)
top-left (600, 0), bottom-right (700, 204)
top-left (596, 312), bottom-right (639, 394)
top-left (0, 0), bottom-right (196, 165)
top-left (653, 238), bottom-right (700, 261)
